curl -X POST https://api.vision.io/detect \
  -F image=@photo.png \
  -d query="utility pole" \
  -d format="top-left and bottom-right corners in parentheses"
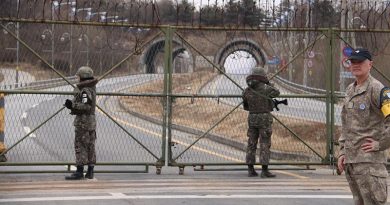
top-left (303, 1), bottom-right (310, 87)
top-left (339, 0), bottom-right (347, 92)
top-left (16, 0), bottom-right (20, 87)
top-left (51, 3), bottom-right (55, 67)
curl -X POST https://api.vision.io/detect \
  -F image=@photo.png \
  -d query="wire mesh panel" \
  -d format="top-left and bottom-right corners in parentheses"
top-left (3, 94), bottom-right (163, 164)
top-left (167, 29), bottom-right (333, 165)
top-left (2, 0), bottom-right (390, 171)
top-left (0, 22), bottom-right (166, 167)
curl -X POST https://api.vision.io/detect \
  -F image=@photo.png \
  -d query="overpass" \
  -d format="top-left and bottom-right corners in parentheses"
top-left (119, 29), bottom-right (274, 74)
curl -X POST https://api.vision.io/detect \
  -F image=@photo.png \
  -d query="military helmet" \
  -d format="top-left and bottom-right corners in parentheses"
top-left (251, 66), bottom-right (267, 77)
top-left (76, 66), bottom-right (94, 79)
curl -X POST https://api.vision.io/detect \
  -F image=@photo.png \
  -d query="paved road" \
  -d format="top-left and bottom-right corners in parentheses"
top-left (1, 167), bottom-right (387, 205)
top-left (201, 74), bottom-right (342, 125)
top-left (4, 73), bottom-right (246, 169)
top-left (4, 74), bottom-right (165, 165)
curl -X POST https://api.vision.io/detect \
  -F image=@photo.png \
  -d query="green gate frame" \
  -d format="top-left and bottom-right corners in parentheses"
top-left (0, 19), bottom-right (389, 174)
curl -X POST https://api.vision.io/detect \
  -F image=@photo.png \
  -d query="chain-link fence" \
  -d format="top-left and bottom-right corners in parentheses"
top-left (1, 0), bottom-right (390, 174)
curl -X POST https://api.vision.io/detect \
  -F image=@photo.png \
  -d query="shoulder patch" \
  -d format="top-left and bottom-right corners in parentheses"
top-left (380, 87), bottom-right (390, 117)
top-left (81, 92), bottom-right (89, 104)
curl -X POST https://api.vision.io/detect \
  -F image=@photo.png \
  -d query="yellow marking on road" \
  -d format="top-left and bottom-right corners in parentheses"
top-left (96, 89), bottom-right (308, 179)
top-left (272, 170), bottom-right (308, 179)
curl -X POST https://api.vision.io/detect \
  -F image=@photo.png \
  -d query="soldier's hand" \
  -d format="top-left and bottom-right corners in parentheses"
top-left (64, 99), bottom-right (73, 109)
top-left (361, 137), bottom-right (379, 152)
top-left (337, 155), bottom-right (345, 175)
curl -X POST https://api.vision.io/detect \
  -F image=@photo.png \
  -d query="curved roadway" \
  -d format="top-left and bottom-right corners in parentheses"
top-left (200, 74), bottom-right (342, 125)
top-left (4, 74), bottom-right (247, 171)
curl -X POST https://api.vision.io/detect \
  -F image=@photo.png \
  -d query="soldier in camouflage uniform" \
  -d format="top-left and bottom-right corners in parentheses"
top-left (338, 48), bottom-right (390, 205)
top-left (64, 66), bottom-right (98, 180)
top-left (243, 66), bottom-right (280, 177)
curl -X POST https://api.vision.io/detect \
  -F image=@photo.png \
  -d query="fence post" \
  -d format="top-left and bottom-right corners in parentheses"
top-left (325, 28), bottom-right (336, 164)
top-left (0, 93), bottom-right (6, 162)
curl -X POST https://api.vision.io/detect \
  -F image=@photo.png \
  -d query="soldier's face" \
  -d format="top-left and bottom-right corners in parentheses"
top-left (350, 59), bottom-right (372, 78)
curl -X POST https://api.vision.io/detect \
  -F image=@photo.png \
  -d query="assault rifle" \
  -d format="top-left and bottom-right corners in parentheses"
top-left (273, 99), bottom-right (288, 111)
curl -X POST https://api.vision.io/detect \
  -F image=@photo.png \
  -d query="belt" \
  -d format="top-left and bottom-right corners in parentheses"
top-left (249, 112), bottom-right (269, 114)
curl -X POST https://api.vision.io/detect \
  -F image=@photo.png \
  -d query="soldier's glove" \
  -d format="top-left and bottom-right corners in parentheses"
top-left (64, 99), bottom-right (73, 109)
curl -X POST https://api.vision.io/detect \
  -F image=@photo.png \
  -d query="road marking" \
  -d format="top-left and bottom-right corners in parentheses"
top-left (102, 106), bottom-right (308, 179)
top-left (23, 126), bottom-right (36, 138)
top-left (110, 193), bottom-right (127, 197)
top-left (96, 86), bottom-right (308, 179)
top-left (0, 194), bottom-right (353, 202)
top-left (273, 170), bottom-right (308, 179)
top-left (20, 112), bottom-right (27, 119)
top-left (63, 165), bottom-right (76, 171)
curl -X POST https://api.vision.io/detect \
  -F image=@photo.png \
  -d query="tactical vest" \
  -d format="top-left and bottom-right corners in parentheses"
top-left (244, 85), bottom-right (274, 114)
top-left (73, 82), bottom-right (97, 130)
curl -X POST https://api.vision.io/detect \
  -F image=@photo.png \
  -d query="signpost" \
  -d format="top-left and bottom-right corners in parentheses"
top-left (342, 57), bottom-right (351, 68)
top-left (340, 46), bottom-right (354, 91)
top-left (341, 71), bottom-right (354, 79)
top-left (307, 59), bottom-right (313, 68)
top-left (342, 46), bottom-right (354, 57)
top-left (308, 51), bottom-right (315, 58)
top-left (267, 56), bottom-right (280, 65)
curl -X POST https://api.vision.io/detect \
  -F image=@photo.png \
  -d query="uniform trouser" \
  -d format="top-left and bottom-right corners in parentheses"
top-left (246, 127), bottom-right (272, 165)
top-left (345, 163), bottom-right (388, 205)
top-left (74, 128), bottom-right (96, 166)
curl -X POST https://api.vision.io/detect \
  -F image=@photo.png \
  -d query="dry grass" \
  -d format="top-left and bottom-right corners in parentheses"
top-left (120, 71), bottom-right (340, 155)
top-left (1, 62), bottom-right (58, 81)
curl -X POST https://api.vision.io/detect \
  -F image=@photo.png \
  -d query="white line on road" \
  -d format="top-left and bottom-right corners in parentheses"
top-left (110, 193), bottom-right (127, 197)
top-left (20, 112), bottom-right (27, 119)
top-left (0, 194), bottom-right (353, 202)
top-left (23, 126), bottom-right (36, 138)
top-left (63, 165), bottom-right (77, 171)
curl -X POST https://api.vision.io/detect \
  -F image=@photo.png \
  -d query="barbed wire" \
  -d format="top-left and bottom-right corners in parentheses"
top-left (3, 0), bottom-right (390, 76)
top-left (1, 0), bottom-right (390, 29)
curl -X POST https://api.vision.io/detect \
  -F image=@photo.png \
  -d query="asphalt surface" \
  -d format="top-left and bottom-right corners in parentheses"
top-left (201, 74), bottom-right (342, 125)
top-left (1, 72), bottom-right (385, 205)
top-left (1, 166), bottom-right (389, 205)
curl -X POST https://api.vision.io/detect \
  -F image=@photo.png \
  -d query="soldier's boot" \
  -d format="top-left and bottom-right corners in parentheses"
top-left (65, 166), bottom-right (84, 180)
top-left (248, 165), bottom-right (258, 177)
top-left (0, 155), bottom-right (7, 162)
top-left (85, 165), bottom-right (94, 179)
top-left (260, 165), bottom-right (276, 178)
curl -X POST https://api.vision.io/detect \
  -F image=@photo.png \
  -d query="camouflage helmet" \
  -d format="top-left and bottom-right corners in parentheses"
top-left (76, 66), bottom-right (94, 79)
top-left (251, 66), bottom-right (267, 77)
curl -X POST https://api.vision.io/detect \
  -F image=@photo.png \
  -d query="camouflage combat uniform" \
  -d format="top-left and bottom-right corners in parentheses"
top-left (243, 67), bottom-right (280, 177)
top-left (64, 66), bottom-right (98, 180)
top-left (339, 75), bottom-right (390, 205)
top-left (71, 78), bottom-right (98, 166)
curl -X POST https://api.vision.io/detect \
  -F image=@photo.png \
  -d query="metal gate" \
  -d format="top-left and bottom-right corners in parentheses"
top-left (1, 0), bottom-right (390, 175)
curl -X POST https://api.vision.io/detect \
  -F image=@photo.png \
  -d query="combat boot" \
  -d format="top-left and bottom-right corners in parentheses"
top-left (65, 166), bottom-right (84, 180)
top-left (248, 165), bottom-right (258, 177)
top-left (85, 165), bottom-right (94, 179)
top-left (0, 155), bottom-right (7, 162)
top-left (260, 165), bottom-right (276, 178)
